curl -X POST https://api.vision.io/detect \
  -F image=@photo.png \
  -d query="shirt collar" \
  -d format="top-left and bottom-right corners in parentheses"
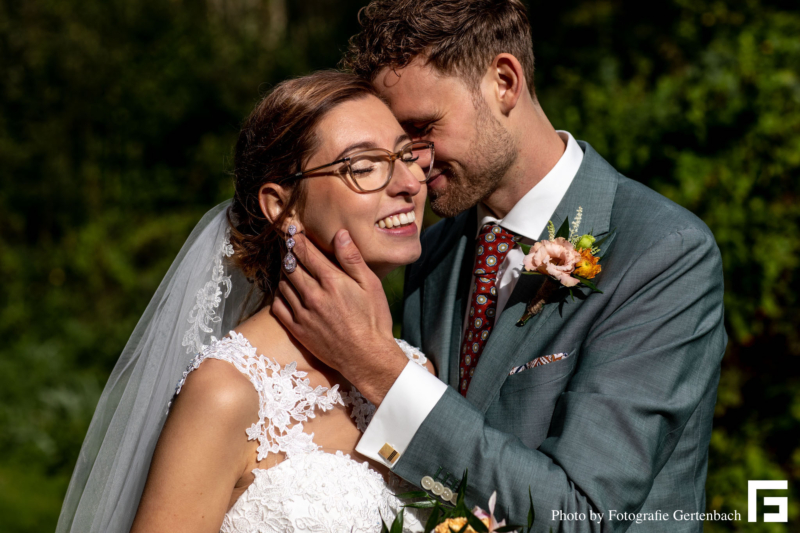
top-left (476, 130), bottom-right (584, 241)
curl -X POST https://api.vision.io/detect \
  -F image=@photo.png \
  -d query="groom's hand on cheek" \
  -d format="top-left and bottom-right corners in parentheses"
top-left (273, 229), bottom-right (408, 405)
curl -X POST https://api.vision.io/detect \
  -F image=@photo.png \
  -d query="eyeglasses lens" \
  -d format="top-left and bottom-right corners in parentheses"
top-left (348, 153), bottom-right (392, 191)
top-left (347, 142), bottom-right (433, 192)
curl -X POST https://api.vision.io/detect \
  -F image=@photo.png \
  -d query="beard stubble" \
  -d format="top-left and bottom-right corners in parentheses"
top-left (428, 99), bottom-right (517, 218)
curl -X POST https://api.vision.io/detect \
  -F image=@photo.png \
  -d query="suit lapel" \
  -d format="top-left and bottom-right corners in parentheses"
top-left (447, 232), bottom-right (477, 388)
top-left (422, 209), bottom-right (476, 384)
top-left (465, 142), bottom-right (619, 412)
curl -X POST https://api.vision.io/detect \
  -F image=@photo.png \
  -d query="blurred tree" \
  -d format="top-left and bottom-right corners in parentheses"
top-left (0, 0), bottom-right (797, 531)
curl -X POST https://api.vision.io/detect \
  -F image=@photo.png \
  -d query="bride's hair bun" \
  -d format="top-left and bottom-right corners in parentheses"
top-left (228, 71), bottom-right (379, 307)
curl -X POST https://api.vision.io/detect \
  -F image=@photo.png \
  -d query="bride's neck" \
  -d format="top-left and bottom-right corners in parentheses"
top-left (233, 303), bottom-right (333, 374)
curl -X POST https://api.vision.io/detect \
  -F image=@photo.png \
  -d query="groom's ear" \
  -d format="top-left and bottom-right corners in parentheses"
top-left (486, 53), bottom-right (525, 116)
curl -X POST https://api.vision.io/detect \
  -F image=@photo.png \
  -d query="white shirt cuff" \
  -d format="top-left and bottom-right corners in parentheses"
top-left (355, 360), bottom-right (447, 468)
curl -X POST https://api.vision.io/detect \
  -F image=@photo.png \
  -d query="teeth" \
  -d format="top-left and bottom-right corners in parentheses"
top-left (377, 211), bottom-right (416, 229)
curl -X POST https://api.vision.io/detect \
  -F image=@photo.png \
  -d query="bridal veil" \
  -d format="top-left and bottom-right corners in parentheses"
top-left (56, 200), bottom-right (258, 532)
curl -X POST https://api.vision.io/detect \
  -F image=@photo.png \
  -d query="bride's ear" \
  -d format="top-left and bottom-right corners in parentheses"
top-left (258, 183), bottom-right (301, 232)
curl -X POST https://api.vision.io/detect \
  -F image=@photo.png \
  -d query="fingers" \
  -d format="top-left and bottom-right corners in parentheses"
top-left (278, 279), bottom-right (304, 315)
top-left (290, 233), bottom-right (338, 282)
top-left (282, 251), bottom-right (315, 294)
top-left (271, 293), bottom-right (297, 329)
top-left (333, 229), bottom-right (375, 286)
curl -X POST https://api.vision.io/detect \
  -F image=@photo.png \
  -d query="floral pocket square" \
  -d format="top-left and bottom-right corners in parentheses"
top-left (509, 353), bottom-right (569, 375)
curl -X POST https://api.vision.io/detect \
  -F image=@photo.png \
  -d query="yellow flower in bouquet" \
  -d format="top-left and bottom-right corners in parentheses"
top-left (433, 516), bottom-right (491, 533)
top-left (574, 248), bottom-right (601, 279)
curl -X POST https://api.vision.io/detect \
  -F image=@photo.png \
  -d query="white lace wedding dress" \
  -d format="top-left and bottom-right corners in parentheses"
top-left (172, 332), bottom-right (426, 533)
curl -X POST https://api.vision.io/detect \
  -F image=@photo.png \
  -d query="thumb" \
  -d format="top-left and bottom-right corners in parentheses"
top-left (334, 229), bottom-right (373, 285)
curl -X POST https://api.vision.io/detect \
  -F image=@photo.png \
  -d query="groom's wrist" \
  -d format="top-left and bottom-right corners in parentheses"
top-left (347, 342), bottom-right (408, 406)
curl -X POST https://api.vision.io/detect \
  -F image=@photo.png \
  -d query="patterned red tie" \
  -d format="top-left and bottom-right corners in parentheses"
top-left (459, 224), bottom-right (516, 396)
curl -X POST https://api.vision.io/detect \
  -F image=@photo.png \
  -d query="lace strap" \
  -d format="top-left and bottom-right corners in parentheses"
top-left (173, 332), bottom-right (344, 460)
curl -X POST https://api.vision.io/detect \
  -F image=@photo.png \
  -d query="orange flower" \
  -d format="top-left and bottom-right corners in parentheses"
top-left (574, 248), bottom-right (601, 279)
top-left (433, 517), bottom-right (490, 533)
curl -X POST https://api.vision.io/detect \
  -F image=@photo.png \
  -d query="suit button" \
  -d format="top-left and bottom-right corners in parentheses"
top-left (441, 487), bottom-right (453, 501)
top-left (421, 476), bottom-right (434, 490)
top-left (432, 482), bottom-right (444, 495)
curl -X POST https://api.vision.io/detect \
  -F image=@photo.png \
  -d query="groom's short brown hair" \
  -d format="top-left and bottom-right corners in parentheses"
top-left (341, 0), bottom-right (536, 96)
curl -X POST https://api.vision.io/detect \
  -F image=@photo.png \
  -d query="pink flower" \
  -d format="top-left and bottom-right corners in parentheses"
top-left (523, 237), bottom-right (582, 288)
top-left (471, 492), bottom-right (514, 532)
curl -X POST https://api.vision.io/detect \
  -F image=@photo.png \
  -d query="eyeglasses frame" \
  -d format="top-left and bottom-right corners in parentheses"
top-left (277, 140), bottom-right (434, 193)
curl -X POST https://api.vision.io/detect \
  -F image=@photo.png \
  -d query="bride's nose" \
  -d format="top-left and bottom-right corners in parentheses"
top-left (385, 160), bottom-right (423, 197)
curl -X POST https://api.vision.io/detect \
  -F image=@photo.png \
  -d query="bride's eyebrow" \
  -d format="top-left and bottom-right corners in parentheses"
top-left (394, 133), bottom-right (411, 147)
top-left (334, 141), bottom-right (377, 160)
top-left (335, 133), bottom-right (410, 160)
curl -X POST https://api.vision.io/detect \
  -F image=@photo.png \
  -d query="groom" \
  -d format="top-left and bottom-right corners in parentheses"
top-left (274, 0), bottom-right (727, 530)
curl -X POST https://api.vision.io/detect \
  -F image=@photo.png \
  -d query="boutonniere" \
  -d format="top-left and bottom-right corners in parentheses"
top-left (516, 207), bottom-right (614, 326)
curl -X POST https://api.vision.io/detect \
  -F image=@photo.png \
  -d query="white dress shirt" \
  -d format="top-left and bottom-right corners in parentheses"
top-left (356, 132), bottom-right (584, 467)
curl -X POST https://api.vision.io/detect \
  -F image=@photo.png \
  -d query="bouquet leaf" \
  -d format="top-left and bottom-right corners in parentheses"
top-left (404, 501), bottom-right (439, 509)
top-left (527, 487), bottom-right (535, 533)
top-left (466, 511), bottom-right (489, 532)
top-left (592, 228), bottom-right (616, 250)
top-left (397, 490), bottom-right (429, 499)
top-left (424, 502), bottom-right (443, 533)
top-left (456, 469), bottom-right (468, 508)
top-left (519, 242), bottom-right (532, 255)
top-left (390, 506), bottom-right (404, 533)
top-left (574, 276), bottom-right (602, 293)
top-left (555, 217), bottom-right (570, 239)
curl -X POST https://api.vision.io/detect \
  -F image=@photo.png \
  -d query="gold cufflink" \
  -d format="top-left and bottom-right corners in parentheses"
top-left (378, 443), bottom-right (400, 464)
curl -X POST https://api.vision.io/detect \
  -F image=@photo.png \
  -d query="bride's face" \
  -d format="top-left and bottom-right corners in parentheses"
top-left (293, 96), bottom-right (427, 278)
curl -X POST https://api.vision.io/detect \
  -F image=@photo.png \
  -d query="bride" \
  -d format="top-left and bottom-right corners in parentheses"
top-left (56, 71), bottom-right (434, 532)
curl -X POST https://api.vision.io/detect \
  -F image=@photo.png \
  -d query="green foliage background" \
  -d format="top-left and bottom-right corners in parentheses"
top-left (1, 0), bottom-right (797, 530)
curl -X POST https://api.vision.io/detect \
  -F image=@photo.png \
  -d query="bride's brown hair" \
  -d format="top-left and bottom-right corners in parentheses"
top-left (228, 71), bottom-right (379, 305)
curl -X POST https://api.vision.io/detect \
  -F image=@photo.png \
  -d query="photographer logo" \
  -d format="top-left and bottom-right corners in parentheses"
top-left (748, 480), bottom-right (788, 522)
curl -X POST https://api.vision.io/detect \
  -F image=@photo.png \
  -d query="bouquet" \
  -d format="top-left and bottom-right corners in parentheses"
top-left (383, 471), bottom-right (535, 533)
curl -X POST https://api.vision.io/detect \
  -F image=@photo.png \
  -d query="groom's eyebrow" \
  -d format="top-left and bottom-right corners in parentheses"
top-left (399, 114), bottom-right (440, 130)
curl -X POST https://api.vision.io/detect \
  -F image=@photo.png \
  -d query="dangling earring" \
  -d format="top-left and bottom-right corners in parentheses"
top-left (283, 224), bottom-right (297, 273)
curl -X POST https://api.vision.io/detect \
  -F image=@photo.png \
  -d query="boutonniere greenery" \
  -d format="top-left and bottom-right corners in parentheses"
top-left (516, 207), bottom-right (614, 326)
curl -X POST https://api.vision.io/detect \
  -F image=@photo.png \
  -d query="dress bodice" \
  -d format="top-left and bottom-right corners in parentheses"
top-left (173, 332), bottom-right (426, 533)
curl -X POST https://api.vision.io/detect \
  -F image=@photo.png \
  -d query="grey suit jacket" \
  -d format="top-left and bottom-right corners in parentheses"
top-left (400, 142), bottom-right (727, 532)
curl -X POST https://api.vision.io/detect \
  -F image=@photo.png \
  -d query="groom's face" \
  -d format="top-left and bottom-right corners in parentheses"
top-left (374, 58), bottom-right (516, 218)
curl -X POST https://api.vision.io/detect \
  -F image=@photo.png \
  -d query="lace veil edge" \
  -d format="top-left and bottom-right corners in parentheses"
top-left (56, 200), bottom-right (259, 533)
